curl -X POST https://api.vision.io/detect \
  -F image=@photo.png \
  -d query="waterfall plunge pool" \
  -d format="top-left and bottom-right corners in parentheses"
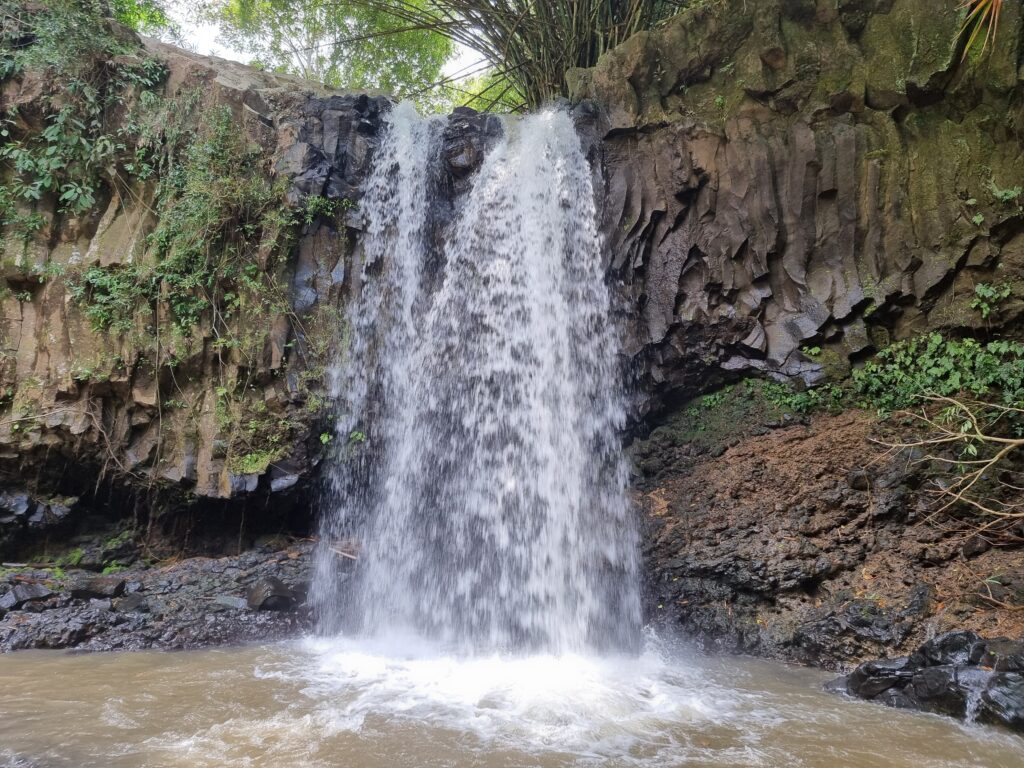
top-left (1, 634), bottom-right (1020, 768)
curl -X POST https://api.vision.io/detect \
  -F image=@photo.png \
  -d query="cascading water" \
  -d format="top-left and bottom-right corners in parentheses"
top-left (313, 103), bottom-right (640, 655)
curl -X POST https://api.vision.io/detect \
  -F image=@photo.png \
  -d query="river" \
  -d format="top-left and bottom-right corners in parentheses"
top-left (2, 633), bottom-right (1021, 767)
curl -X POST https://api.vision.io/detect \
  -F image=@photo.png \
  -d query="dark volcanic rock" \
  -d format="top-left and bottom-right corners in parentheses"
top-left (833, 632), bottom-right (1024, 732)
top-left (69, 575), bottom-right (126, 600)
top-left (0, 582), bottom-right (52, 610)
top-left (0, 542), bottom-right (314, 652)
top-left (569, 0), bottom-right (1024, 414)
top-left (247, 576), bottom-right (296, 611)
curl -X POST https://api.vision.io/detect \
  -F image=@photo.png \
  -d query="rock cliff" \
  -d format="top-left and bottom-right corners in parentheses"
top-left (0, 14), bottom-right (391, 550)
top-left (567, 0), bottom-right (1024, 675)
top-left (570, 0), bottom-right (1024, 412)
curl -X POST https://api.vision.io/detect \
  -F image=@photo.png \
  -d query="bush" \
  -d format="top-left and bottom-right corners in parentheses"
top-left (853, 333), bottom-right (1024, 411)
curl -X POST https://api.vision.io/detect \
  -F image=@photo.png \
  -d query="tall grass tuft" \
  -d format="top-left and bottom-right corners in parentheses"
top-left (959, 0), bottom-right (1004, 59)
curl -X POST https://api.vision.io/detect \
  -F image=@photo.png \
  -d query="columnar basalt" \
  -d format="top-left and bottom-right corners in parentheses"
top-left (570, 0), bottom-right (1024, 414)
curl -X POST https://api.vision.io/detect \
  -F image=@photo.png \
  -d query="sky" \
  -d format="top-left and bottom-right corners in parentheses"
top-left (164, 1), bottom-right (480, 80)
top-left (165, 1), bottom-right (249, 62)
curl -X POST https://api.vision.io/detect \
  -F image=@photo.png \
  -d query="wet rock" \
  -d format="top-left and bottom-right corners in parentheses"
top-left (246, 577), bottom-right (295, 611)
top-left (909, 630), bottom-right (985, 668)
top-left (832, 632), bottom-right (1024, 733)
top-left (213, 595), bottom-right (248, 611)
top-left (442, 107), bottom-right (502, 181)
top-left (1, 541), bottom-right (314, 652)
top-left (70, 575), bottom-right (126, 600)
top-left (981, 673), bottom-right (1024, 730)
top-left (846, 657), bottom-right (911, 697)
top-left (114, 593), bottom-right (148, 613)
top-left (3, 582), bottom-right (53, 609)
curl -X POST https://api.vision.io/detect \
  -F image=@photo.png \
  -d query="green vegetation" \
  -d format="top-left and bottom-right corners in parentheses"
top-left (111, 0), bottom-right (174, 33)
top-left (66, 105), bottom-right (292, 334)
top-left (988, 180), bottom-right (1022, 204)
top-left (757, 379), bottom-right (848, 415)
top-left (203, 0), bottom-right (692, 109)
top-left (341, 0), bottom-right (689, 109)
top-left (205, 0), bottom-right (452, 99)
top-left (852, 334), bottom-right (1024, 412)
top-left (0, 1), bottom-right (166, 238)
top-left (970, 282), bottom-right (1013, 319)
top-left (63, 548), bottom-right (85, 567)
top-left (229, 448), bottom-right (284, 475)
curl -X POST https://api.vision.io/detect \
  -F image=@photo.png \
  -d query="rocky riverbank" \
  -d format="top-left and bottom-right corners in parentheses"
top-left (637, 387), bottom-right (1024, 669)
top-left (0, 540), bottom-right (316, 652)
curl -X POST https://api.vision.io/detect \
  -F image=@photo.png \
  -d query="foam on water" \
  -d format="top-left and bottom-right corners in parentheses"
top-left (296, 634), bottom-right (717, 756)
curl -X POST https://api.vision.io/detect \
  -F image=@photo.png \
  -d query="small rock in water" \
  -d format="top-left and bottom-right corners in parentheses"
top-left (246, 577), bottom-right (295, 611)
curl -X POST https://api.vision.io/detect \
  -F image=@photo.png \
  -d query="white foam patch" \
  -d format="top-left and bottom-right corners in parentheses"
top-left (291, 633), bottom-right (735, 759)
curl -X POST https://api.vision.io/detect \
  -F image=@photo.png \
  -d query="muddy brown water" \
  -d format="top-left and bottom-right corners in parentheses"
top-left (0, 636), bottom-right (1020, 768)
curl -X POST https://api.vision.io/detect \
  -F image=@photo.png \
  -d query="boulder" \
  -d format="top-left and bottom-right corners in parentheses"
top-left (0, 582), bottom-right (52, 610)
top-left (831, 632), bottom-right (1024, 733)
top-left (213, 594), bottom-right (249, 611)
top-left (981, 673), bottom-right (1024, 730)
top-left (113, 593), bottom-right (149, 613)
top-left (246, 577), bottom-right (295, 611)
top-left (70, 575), bottom-right (126, 600)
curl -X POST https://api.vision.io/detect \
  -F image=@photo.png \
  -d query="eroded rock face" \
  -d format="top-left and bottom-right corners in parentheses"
top-left (571, 0), bottom-right (1024, 414)
top-left (636, 391), bottom-right (1024, 670)
top-left (0, 30), bottom-right (509, 552)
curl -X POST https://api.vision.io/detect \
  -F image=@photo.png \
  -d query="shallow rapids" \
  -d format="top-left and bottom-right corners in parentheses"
top-left (1, 637), bottom-right (1020, 768)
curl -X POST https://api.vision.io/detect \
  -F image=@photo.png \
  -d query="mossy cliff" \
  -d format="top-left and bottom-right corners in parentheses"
top-left (570, 0), bottom-right (1024, 413)
top-left (0, 6), bottom-right (390, 550)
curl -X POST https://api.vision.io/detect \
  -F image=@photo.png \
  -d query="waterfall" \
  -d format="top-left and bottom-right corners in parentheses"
top-left (312, 103), bottom-right (640, 655)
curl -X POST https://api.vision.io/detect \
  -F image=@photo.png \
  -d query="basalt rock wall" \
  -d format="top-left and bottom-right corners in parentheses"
top-left (571, 0), bottom-right (1024, 414)
top-left (0, 16), bottom-right (501, 556)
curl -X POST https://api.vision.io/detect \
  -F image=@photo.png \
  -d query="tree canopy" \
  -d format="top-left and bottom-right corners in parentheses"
top-left (204, 0), bottom-right (453, 99)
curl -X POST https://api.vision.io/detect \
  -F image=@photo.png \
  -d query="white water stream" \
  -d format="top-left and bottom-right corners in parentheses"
top-left (313, 104), bottom-right (639, 653)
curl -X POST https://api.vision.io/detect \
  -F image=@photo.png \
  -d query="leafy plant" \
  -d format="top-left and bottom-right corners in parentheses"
top-left (853, 333), bottom-right (1024, 412)
top-left (758, 379), bottom-right (848, 414)
top-left (229, 448), bottom-right (284, 475)
top-left (302, 194), bottom-right (340, 225)
top-left (988, 180), bottom-right (1022, 204)
top-left (206, 0), bottom-right (452, 100)
top-left (970, 282), bottom-right (1012, 319)
top-left (0, 2), bottom-right (167, 218)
